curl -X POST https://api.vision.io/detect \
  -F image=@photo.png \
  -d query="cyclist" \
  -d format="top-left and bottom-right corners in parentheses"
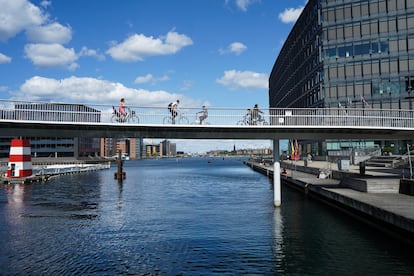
top-left (118, 98), bottom-right (128, 122)
top-left (168, 99), bottom-right (180, 124)
top-left (196, 105), bottom-right (208, 124)
top-left (245, 108), bottom-right (253, 125)
top-left (251, 104), bottom-right (263, 125)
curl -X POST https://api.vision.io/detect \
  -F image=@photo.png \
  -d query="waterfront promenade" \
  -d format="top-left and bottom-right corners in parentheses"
top-left (246, 159), bottom-right (414, 243)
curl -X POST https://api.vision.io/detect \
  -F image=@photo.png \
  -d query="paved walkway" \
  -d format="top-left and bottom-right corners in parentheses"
top-left (283, 166), bottom-right (414, 221)
top-left (247, 160), bottom-right (414, 238)
top-left (283, 159), bottom-right (404, 177)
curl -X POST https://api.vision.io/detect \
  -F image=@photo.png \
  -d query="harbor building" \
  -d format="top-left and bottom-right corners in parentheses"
top-left (0, 103), bottom-right (101, 158)
top-left (269, 0), bottom-right (414, 156)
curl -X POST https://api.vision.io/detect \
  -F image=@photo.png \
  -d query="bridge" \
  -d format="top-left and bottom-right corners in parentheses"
top-left (1, 99), bottom-right (413, 207)
top-left (0, 99), bottom-right (413, 140)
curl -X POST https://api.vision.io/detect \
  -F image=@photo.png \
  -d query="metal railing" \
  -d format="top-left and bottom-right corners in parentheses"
top-left (0, 99), bottom-right (413, 129)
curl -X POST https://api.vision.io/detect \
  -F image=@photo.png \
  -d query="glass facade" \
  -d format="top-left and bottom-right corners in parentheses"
top-left (269, 0), bottom-right (414, 155)
top-left (269, 0), bottom-right (414, 110)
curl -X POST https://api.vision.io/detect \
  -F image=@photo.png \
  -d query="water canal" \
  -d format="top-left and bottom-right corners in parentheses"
top-left (1, 157), bottom-right (413, 275)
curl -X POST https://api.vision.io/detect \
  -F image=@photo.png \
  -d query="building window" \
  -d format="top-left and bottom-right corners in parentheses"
top-left (328, 27), bottom-right (336, 40)
top-left (388, 0), bottom-right (397, 12)
top-left (344, 24), bottom-right (353, 38)
top-left (372, 61), bottom-right (380, 74)
top-left (325, 47), bottom-right (337, 59)
top-left (379, 20), bottom-right (388, 34)
top-left (370, 21), bottom-right (379, 34)
top-left (345, 64), bottom-right (354, 78)
top-left (398, 17), bottom-right (407, 31)
top-left (399, 38), bottom-right (407, 52)
top-left (363, 62), bottom-right (372, 75)
top-left (354, 43), bottom-right (370, 55)
top-left (400, 59), bottom-right (408, 72)
top-left (352, 3), bottom-right (361, 18)
top-left (381, 59), bottom-right (390, 74)
top-left (379, 1), bottom-right (387, 13)
top-left (335, 7), bottom-right (344, 21)
top-left (354, 62), bottom-right (362, 76)
top-left (390, 60), bottom-right (398, 73)
top-left (338, 45), bottom-right (353, 57)
top-left (405, 76), bottom-right (414, 92)
top-left (361, 3), bottom-right (369, 16)
top-left (361, 22), bottom-right (370, 36)
top-left (388, 18), bottom-right (397, 32)
top-left (370, 1), bottom-right (379, 15)
top-left (380, 40), bottom-right (389, 53)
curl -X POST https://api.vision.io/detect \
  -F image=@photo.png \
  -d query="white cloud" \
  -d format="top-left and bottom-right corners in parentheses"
top-left (24, 43), bottom-right (78, 69)
top-left (219, 42), bottom-right (247, 56)
top-left (106, 31), bottom-right (193, 62)
top-left (26, 22), bottom-right (72, 44)
top-left (134, 73), bottom-right (169, 84)
top-left (135, 74), bottom-right (154, 84)
top-left (278, 6), bottom-right (304, 23)
top-left (17, 76), bottom-right (199, 107)
top-left (0, 53), bottom-right (12, 64)
top-left (0, 0), bottom-right (46, 41)
top-left (235, 0), bottom-right (258, 11)
top-left (179, 80), bottom-right (193, 91)
top-left (216, 70), bottom-right (268, 89)
top-left (40, 0), bottom-right (51, 8)
top-left (79, 46), bottom-right (105, 61)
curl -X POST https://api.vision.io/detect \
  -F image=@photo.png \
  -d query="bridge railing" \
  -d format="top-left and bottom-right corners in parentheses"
top-left (0, 99), bottom-right (413, 129)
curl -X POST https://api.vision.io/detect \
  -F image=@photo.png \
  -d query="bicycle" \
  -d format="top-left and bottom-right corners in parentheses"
top-left (251, 116), bottom-right (268, 125)
top-left (237, 114), bottom-right (251, 125)
top-left (111, 107), bottom-right (139, 123)
top-left (163, 110), bottom-right (189, 124)
top-left (192, 113), bottom-right (209, 125)
top-left (237, 114), bottom-right (268, 125)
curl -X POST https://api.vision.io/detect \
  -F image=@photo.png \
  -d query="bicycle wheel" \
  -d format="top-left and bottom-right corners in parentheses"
top-left (129, 115), bottom-right (139, 124)
top-left (111, 115), bottom-right (118, 123)
top-left (163, 116), bottom-right (173, 124)
top-left (179, 116), bottom-right (189, 124)
top-left (237, 120), bottom-right (246, 125)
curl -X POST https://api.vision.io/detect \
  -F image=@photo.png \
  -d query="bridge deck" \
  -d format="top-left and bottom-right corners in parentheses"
top-left (2, 100), bottom-right (414, 139)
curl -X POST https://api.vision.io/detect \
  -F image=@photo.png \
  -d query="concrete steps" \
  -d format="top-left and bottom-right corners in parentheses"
top-left (341, 177), bottom-right (400, 193)
top-left (365, 155), bottom-right (402, 168)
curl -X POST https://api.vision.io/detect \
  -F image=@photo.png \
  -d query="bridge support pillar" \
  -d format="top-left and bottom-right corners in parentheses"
top-left (273, 140), bottom-right (281, 207)
top-left (114, 150), bottom-right (126, 182)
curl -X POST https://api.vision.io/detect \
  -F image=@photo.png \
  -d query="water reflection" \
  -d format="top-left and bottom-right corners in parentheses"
top-left (117, 182), bottom-right (123, 210)
top-left (6, 184), bottom-right (26, 206)
top-left (0, 159), bottom-right (413, 275)
top-left (272, 207), bottom-right (285, 272)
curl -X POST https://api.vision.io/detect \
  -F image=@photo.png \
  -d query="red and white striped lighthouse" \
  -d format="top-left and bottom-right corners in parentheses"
top-left (6, 139), bottom-right (33, 178)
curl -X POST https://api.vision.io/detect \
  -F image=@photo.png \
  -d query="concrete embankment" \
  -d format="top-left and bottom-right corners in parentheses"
top-left (245, 160), bottom-right (414, 244)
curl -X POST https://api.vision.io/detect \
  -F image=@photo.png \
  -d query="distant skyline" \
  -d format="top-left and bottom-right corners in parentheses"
top-left (0, 0), bottom-right (305, 153)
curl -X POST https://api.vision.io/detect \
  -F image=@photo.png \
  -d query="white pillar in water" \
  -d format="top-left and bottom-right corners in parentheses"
top-left (273, 162), bottom-right (281, 207)
top-left (273, 140), bottom-right (281, 207)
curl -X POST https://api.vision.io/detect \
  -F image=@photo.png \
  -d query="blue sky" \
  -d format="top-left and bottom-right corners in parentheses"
top-left (0, 0), bottom-right (306, 153)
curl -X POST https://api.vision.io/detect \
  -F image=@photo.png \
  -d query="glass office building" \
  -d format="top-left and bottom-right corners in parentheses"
top-left (269, 0), bottom-right (414, 156)
top-left (270, 0), bottom-right (414, 109)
